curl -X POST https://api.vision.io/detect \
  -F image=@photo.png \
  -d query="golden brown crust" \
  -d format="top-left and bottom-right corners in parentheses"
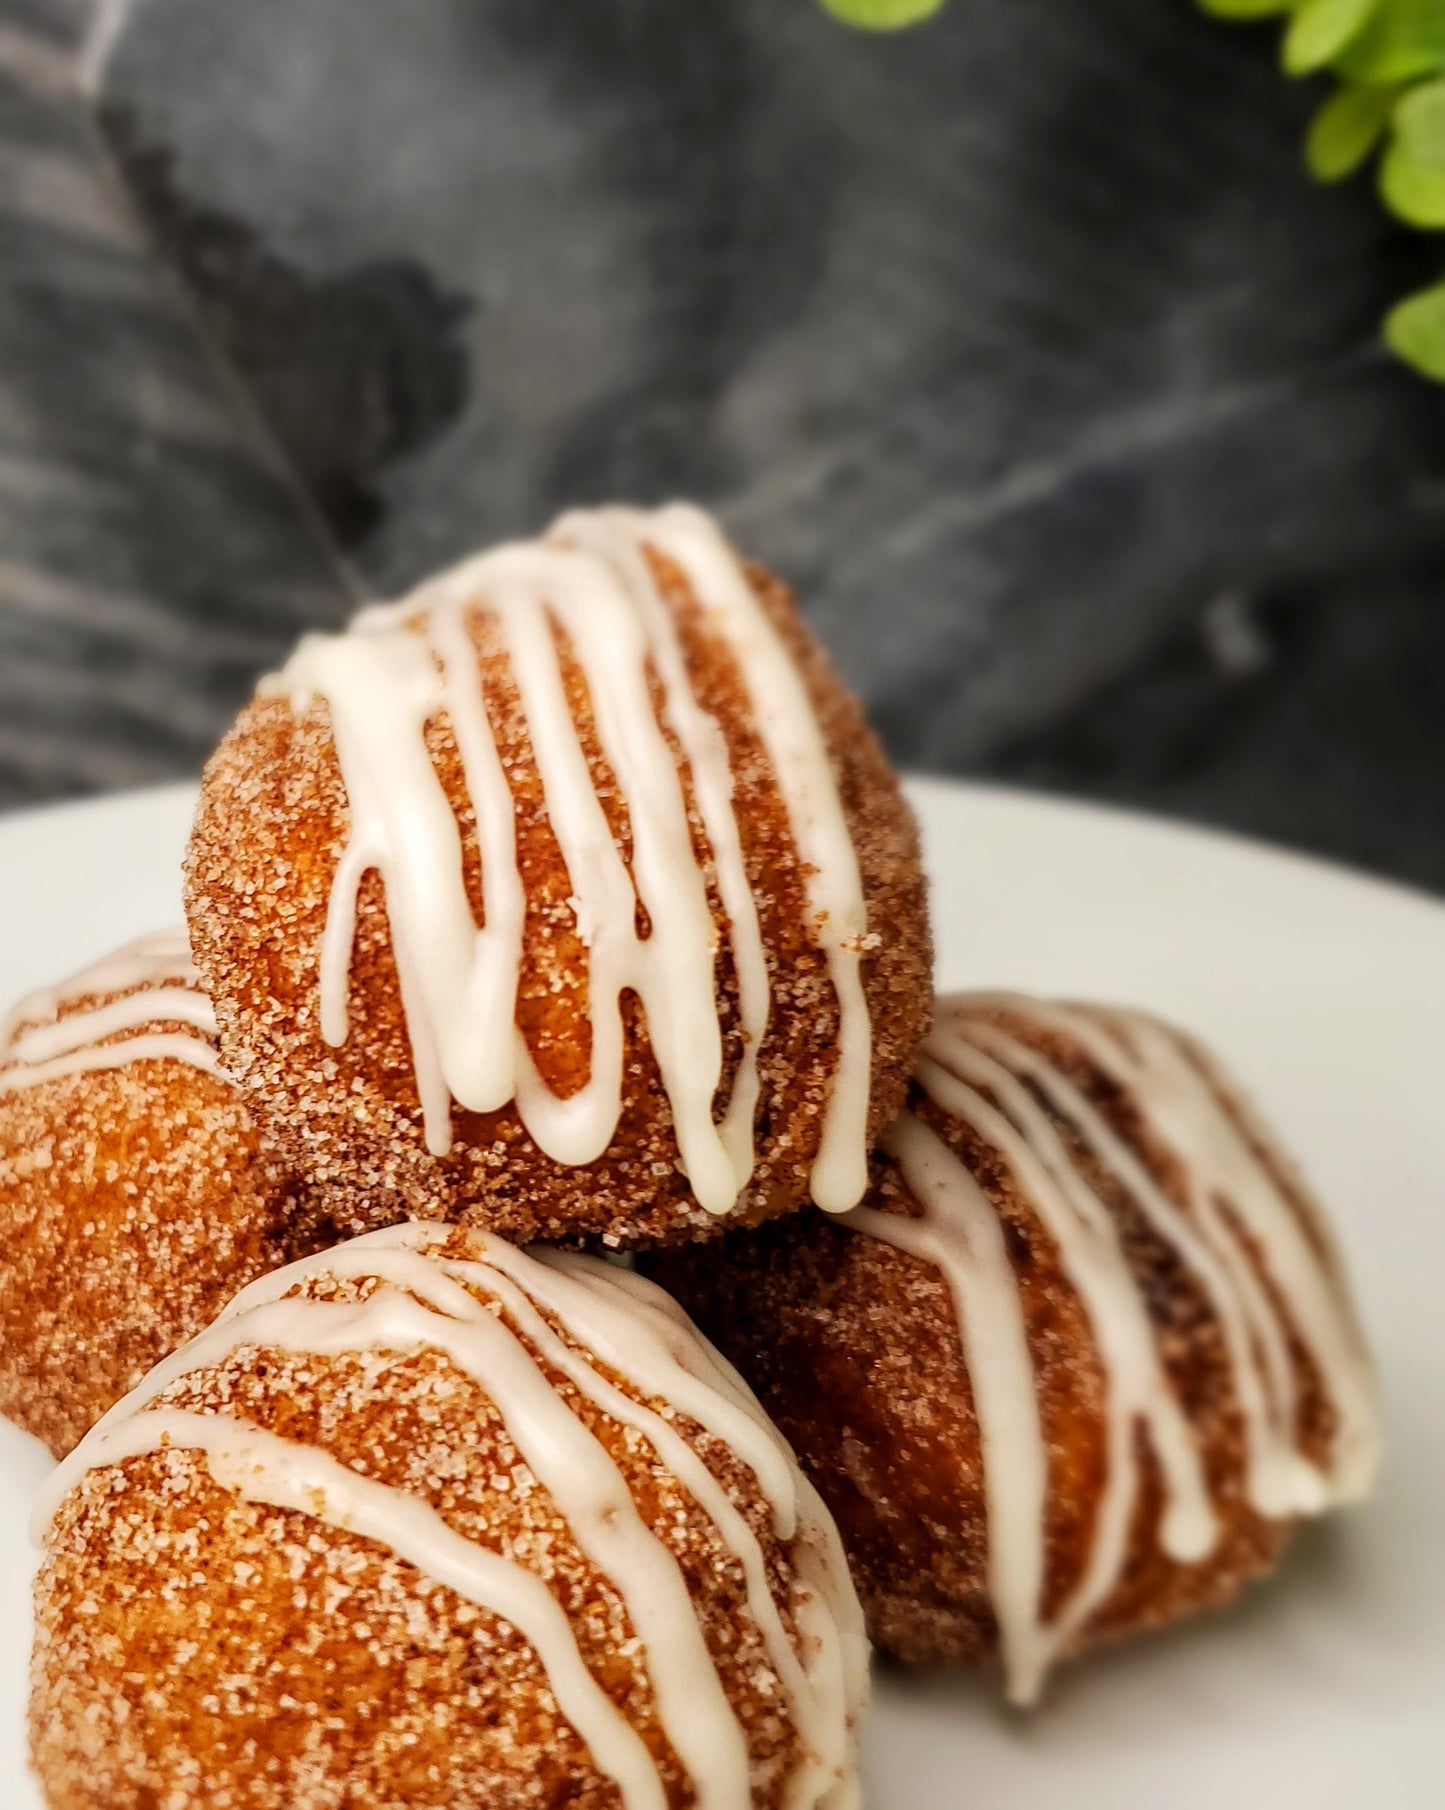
top-left (30, 1235), bottom-right (827, 1809)
top-left (649, 1004), bottom-right (1338, 1676)
top-left (184, 549), bottom-right (931, 1247)
top-left (0, 993), bottom-right (327, 1459)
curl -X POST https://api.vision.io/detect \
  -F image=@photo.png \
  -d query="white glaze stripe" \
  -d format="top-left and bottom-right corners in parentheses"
top-left (0, 930), bottom-right (219, 1092)
top-left (551, 511), bottom-right (771, 1186)
top-left (560, 507), bottom-right (871, 1209)
top-left (264, 503), bottom-right (870, 1214)
top-left (40, 1223), bottom-right (866, 1810)
top-left (919, 1040), bottom-right (1218, 1561)
top-left (487, 1254), bottom-right (869, 1810)
top-left (965, 994), bottom-right (1380, 1501)
top-left (854, 1114), bottom-right (1049, 1702)
top-left (841, 991), bottom-right (1381, 1705)
top-left (958, 1019), bottom-right (1318, 1517)
top-left (350, 1245), bottom-right (846, 1810)
top-left (63, 1408), bottom-right (668, 1810)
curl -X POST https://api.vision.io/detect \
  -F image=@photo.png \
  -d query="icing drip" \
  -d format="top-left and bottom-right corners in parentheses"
top-left (261, 503), bottom-right (871, 1215)
top-left (39, 1223), bottom-right (866, 1810)
top-left (842, 992), bottom-right (1381, 1706)
top-left (0, 930), bottom-right (219, 1093)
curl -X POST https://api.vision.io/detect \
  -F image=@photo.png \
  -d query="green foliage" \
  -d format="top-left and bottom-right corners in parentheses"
top-left (817, 0), bottom-right (946, 28)
top-left (1306, 82), bottom-right (1399, 177)
top-left (1198, 0), bottom-right (1294, 16)
top-left (1335, 0), bottom-right (1445, 83)
top-left (813, 0), bottom-right (1445, 378)
top-left (1385, 279), bottom-right (1445, 371)
top-left (1379, 141), bottom-right (1445, 222)
top-left (1203, 0), bottom-right (1445, 379)
top-left (1394, 77), bottom-right (1445, 164)
top-left (1284, 0), bottom-right (1379, 74)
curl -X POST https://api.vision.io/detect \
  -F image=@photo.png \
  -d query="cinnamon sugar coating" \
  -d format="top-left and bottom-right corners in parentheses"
top-left (650, 1002), bottom-right (1346, 1677)
top-left (31, 1230), bottom-right (860, 1810)
top-left (184, 549), bottom-right (930, 1247)
top-left (0, 985), bottom-right (326, 1459)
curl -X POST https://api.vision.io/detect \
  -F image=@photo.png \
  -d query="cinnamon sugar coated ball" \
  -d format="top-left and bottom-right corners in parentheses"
top-left (651, 993), bottom-right (1380, 1701)
top-left (0, 933), bottom-right (325, 1457)
top-left (184, 504), bottom-right (930, 1247)
top-left (31, 1223), bottom-right (868, 1810)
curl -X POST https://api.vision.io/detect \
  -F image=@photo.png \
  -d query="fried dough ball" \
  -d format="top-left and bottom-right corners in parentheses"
top-left (0, 932), bottom-right (327, 1457)
top-left (651, 993), bottom-right (1380, 1701)
top-left (31, 1223), bottom-right (868, 1810)
top-left (185, 504), bottom-right (930, 1247)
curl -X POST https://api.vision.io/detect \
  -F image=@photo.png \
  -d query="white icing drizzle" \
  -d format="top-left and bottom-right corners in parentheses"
top-left (0, 929), bottom-right (219, 1093)
top-left (260, 503), bottom-right (871, 1215)
top-left (39, 1223), bottom-right (866, 1810)
top-left (842, 992), bottom-right (1381, 1706)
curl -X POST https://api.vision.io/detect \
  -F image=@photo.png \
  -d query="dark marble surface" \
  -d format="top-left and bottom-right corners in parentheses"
top-left (0, 0), bottom-right (349, 807)
top-left (2, 0), bottom-right (1443, 890)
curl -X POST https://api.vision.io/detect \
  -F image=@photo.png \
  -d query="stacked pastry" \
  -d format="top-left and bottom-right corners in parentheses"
top-left (0, 504), bottom-right (1378, 1809)
top-left (651, 992), bottom-right (1380, 1704)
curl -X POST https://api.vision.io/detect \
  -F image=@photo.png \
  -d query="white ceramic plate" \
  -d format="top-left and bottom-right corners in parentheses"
top-left (2, 777), bottom-right (1443, 1808)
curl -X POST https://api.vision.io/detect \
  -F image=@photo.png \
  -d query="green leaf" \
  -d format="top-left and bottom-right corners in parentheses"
top-left (817, 0), bottom-right (947, 27)
top-left (1379, 140), bottom-right (1445, 221)
top-left (1393, 77), bottom-right (1445, 168)
top-left (1197, 0), bottom-right (1294, 18)
top-left (1384, 279), bottom-right (1445, 375)
top-left (1306, 81), bottom-right (1398, 177)
top-left (1283, 0), bottom-right (1381, 74)
top-left (1337, 0), bottom-right (1445, 83)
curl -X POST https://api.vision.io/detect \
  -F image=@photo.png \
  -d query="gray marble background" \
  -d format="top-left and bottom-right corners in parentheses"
top-left (2, 0), bottom-right (1442, 887)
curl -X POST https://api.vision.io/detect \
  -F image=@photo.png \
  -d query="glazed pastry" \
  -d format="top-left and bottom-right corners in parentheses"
top-left (0, 932), bottom-right (325, 1457)
top-left (31, 1222), bottom-right (868, 1810)
top-left (184, 503), bottom-right (931, 1248)
top-left (652, 991), bottom-right (1381, 1703)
